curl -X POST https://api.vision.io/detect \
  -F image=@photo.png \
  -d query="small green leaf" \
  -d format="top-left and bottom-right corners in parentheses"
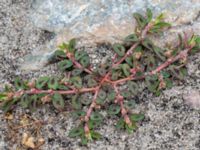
top-left (122, 64), bottom-right (131, 77)
top-left (125, 34), bottom-right (138, 43)
top-left (165, 78), bottom-right (173, 88)
top-left (127, 81), bottom-right (139, 95)
top-left (161, 71), bottom-right (171, 78)
top-left (153, 46), bottom-right (166, 61)
top-left (71, 69), bottom-right (83, 76)
top-left (81, 136), bottom-right (88, 145)
top-left (80, 55), bottom-right (90, 68)
top-left (54, 50), bottom-right (67, 59)
top-left (96, 98), bottom-right (106, 105)
top-left (142, 38), bottom-right (154, 51)
top-left (150, 22), bottom-right (171, 33)
top-left (90, 112), bottom-right (103, 122)
top-left (68, 38), bottom-right (76, 53)
top-left (57, 84), bottom-right (69, 90)
top-left (107, 92), bottom-right (116, 101)
top-left (130, 113), bottom-right (145, 122)
top-left (146, 8), bottom-right (153, 23)
top-left (113, 43), bottom-right (125, 57)
top-left (97, 90), bottom-right (107, 100)
top-left (70, 76), bottom-right (82, 89)
top-left (111, 71), bottom-right (120, 81)
top-left (52, 93), bottom-right (65, 110)
top-left (58, 60), bottom-right (73, 71)
top-left (75, 51), bottom-right (87, 61)
top-left (87, 78), bottom-right (97, 88)
top-left (125, 57), bottom-right (133, 67)
top-left (108, 104), bottom-right (120, 115)
top-left (145, 55), bottom-right (156, 70)
top-left (69, 127), bottom-right (84, 138)
top-left (124, 100), bottom-right (136, 110)
top-left (169, 66), bottom-right (187, 80)
top-left (121, 91), bottom-right (132, 98)
top-left (71, 94), bottom-right (82, 110)
top-left (58, 42), bottom-right (68, 50)
top-left (91, 131), bottom-right (102, 140)
top-left (72, 110), bottom-right (86, 119)
top-left (36, 77), bottom-right (49, 89)
top-left (125, 123), bottom-right (137, 133)
top-left (98, 68), bottom-right (107, 77)
top-left (80, 97), bottom-right (92, 105)
top-left (116, 118), bottom-right (125, 129)
top-left (0, 93), bottom-right (7, 101)
top-left (133, 13), bottom-right (147, 29)
top-left (156, 13), bottom-right (165, 21)
top-left (145, 75), bottom-right (159, 93)
top-left (88, 120), bottom-right (101, 129)
top-left (47, 77), bottom-right (59, 90)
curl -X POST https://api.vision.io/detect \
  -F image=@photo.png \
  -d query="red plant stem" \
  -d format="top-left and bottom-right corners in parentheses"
top-left (113, 22), bottom-right (152, 67)
top-left (112, 47), bottom-right (193, 85)
top-left (113, 85), bottom-right (132, 126)
top-left (18, 87), bottom-right (97, 96)
top-left (84, 88), bottom-right (100, 135)
top-left (84, 89), bottom-right (99, 122)
top-left (148, 48), bottom-right (191, 75)
top-left (66, 52), bottom-right (93, 74)
top-left (113, 42), bottom-right (139, 67)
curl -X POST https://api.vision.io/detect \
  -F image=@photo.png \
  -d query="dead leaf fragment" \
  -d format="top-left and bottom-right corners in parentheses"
top-left (22, 133), bottom-right (35, 149)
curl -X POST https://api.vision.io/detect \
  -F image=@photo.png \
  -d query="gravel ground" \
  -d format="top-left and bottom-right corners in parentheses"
top-left (0, 1), bottom-right (200, 150)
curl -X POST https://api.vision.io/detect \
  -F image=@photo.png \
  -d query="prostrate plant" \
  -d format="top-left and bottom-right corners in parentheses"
top-left (0, 9), bottom-right (200, 145)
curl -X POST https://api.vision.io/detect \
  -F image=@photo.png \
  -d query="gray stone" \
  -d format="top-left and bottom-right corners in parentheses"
top-left (21, 0), bottom-right (200, 70)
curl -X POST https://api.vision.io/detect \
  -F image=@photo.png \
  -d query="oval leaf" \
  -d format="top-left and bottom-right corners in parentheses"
top-left (113, 44), bottom-right (125, 57)
top-left (58, 60), bottom-right (73, 71)
top-left (52, 93), bottom-right (65, 110)
top-left (108, 104), bottom-right (120, 115)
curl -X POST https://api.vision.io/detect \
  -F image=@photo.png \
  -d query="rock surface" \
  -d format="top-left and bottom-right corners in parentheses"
top-left (22, 0), bottom-right (200, 70)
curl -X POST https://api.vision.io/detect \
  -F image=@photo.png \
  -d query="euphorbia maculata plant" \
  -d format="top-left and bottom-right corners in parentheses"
top-left (0, 9), bottom-right (200, 145)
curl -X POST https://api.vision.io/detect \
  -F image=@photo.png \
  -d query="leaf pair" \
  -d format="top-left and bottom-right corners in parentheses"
top-left (75, 50), bottom-right (90, 68)
top-left (116, 113), bottom-right (144, 133)
top-left (69, 127), bottom-right (101, 145)
top-left (142, 38), bottom-right (166, 61)
top-left (133, 8), bottom-right (153, 30)
top-left (59, 38), bottom-right (76, 53)
top-left (36, 77), bottom-right (60, 90)
top-left (116, 118), bottom-right (137, 133)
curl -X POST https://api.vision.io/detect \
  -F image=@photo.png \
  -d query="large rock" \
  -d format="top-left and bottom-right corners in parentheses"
top-left (21, 0), bottom-right (200, 70)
